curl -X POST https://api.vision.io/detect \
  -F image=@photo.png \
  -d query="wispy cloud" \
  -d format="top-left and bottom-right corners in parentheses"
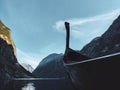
top-left (53, 9), bottom-right (120, 39)
top-left (16, 48), bottom-right (46, 69)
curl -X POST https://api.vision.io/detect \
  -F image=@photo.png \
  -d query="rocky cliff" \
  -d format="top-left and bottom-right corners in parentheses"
top-left (0, 21), bottom-right (33, 89)
top-left (80, 15), bottom-right (120, 58)
top-left (0, 20), bottom-right (16, 55)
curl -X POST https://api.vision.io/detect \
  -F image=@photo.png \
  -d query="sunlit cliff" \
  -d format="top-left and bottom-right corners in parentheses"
top-left (0, 20), bottom-right (16, 55)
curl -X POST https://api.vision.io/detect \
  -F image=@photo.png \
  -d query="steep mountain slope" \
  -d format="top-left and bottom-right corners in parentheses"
top-left (0, 21), bottom-right (33, 89)
top-left (80, 15), bottom-right (120, 58)
top-left (0, 20), bottom-right (16, 55)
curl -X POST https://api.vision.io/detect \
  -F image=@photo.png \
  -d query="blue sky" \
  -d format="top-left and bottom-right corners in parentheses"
top-left (0, 0), bottom-right (120, 68)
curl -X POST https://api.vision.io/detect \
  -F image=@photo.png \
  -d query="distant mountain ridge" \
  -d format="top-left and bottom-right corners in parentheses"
top-left (80, 15), bottom-right (120, 58)
top-left (33, 53), bottom-right (67, 78)
top-left (33, 53), bottom-right (75, 90)
top-left (21, 63), bottom-right (34, 73)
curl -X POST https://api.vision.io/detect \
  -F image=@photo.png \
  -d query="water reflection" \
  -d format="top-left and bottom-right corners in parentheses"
top-left (1, 78), bottom-right (75, 90)
top-left (22, 83), bottom-right (35, 90)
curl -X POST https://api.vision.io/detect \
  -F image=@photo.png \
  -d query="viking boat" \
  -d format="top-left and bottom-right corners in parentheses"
top-left (63, 22), bottom-right (120, 90)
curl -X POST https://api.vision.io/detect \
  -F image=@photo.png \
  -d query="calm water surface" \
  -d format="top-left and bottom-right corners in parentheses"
top-left (2, 78), bottom-right (75, 90)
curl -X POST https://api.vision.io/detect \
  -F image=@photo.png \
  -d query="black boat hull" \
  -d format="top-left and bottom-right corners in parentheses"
top-left (64, 53), bottom-right (120, 90)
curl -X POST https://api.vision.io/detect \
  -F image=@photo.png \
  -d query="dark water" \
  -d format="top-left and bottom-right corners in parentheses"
top-left (1, 78), bottom-right (75, 90)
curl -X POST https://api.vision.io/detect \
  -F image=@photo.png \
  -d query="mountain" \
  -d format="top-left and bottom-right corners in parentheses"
top-left (21, 63), bottom-right (34, 73)
top-left (33, 53), bottom-right (75, 90)
top-left (0, 21), bottom-right (33, 89)
top-left (33, 53), bottom-right (66, 78)
top-left (80, 15), bottom-right (120, 58)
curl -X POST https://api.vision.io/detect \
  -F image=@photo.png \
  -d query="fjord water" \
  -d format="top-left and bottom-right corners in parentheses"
top-left (2, 78), bottom-right (75, 90)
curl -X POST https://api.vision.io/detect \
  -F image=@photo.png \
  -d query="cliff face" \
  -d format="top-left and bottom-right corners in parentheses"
top-left (0, 21), bottom-right (16, 55)
top-left (0, 21), bottom-right (33, 89)
top-left (0, 38), bottom-right (32, 78)
top-left (80, 15), bottom-right (120, 58)
top-left (0, 38), bottom-right (17, 63)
